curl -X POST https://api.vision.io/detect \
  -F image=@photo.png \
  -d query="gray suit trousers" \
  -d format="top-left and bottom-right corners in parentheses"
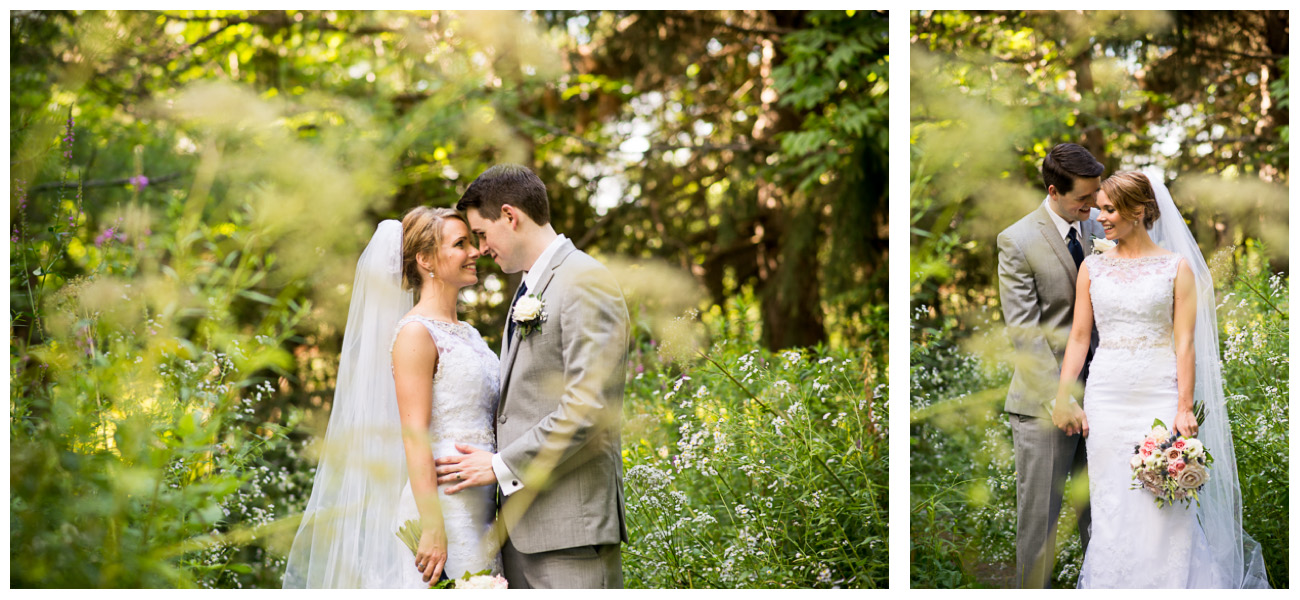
top-left (502, 537), bottom-right (622, 589)
top-left (1010, 413), bottom-right (1091, 588)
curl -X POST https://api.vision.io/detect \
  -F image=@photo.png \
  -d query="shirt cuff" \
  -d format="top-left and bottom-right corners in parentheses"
top-left (492, 453), bottom-right (524, 496)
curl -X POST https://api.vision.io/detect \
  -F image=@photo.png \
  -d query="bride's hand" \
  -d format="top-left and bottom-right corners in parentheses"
top-left (415, 526), bottom-right (448, 584)
top-left (1052, 399), bottom-right (1080, 436)
top-left (1173, 409), bottom-right (1199, 438)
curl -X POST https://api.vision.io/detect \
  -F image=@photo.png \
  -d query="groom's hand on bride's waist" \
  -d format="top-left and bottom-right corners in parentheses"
top-left (435, 443), bottom-right (498, 494)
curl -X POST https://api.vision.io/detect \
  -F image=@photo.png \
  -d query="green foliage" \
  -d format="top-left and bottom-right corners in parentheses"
top-left (9, 149), bottom-right (314, 586)
top-left (621, 295), bottom-right (886, 588)
top-left (1214, 246), bottom-right (1290, 586)
top-left (910, 10), bottom-right (1289, 327)
top-left (909, 249), bottom-right (1289, 588)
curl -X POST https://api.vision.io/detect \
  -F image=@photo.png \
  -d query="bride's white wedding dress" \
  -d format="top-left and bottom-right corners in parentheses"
top-left (1078, 252), bottom-right (1226, 588)
top-left (390, 316), bottom-right (502, 587)
top-left (284, 220), bottom-right (505, 588)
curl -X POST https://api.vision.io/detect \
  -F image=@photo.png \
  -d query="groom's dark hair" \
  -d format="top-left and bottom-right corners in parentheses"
top-left (455, 164), bottom-right (551, 226)
top-left (1042, 143), bottom-right (1104, 194)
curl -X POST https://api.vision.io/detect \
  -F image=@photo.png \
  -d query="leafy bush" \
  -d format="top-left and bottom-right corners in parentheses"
top-left (619, 296), bottom-right (887, 588)
top-left (10, 88), bottom-right (387, 587)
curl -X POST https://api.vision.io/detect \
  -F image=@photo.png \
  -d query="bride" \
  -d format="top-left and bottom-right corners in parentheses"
top-left (283, 207), bottom-right (501, 588)
top-left (1052, 171), bottom-right (1269, 588)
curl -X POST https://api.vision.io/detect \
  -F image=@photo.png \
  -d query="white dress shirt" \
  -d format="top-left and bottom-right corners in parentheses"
top-left (1043, 197), bottom-right (1080, 243)
top-left (492, 234), bottom-right (567, 495)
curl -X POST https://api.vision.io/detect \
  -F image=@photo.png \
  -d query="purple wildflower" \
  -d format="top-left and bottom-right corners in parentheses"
top-left (63, 114), bottom-right (75, 161)
top-left (129, 175), bottom-right (150, 190)
top-left (75, 326), bottom-right (93, 356)
top-left (94, 225), bottom-right (128, 248)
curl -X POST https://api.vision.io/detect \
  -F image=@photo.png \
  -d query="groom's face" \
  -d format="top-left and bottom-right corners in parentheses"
top-left (465, 207), bottom-right (521, 274)
top-left (1048, 176), bottom-right (1101, 223)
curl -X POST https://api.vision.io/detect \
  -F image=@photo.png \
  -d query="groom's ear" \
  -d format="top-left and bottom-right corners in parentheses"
top-left (500, 204), bottom-right (522, 230)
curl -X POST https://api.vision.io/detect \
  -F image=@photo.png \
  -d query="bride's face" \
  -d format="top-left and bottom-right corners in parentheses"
top-left (429, 218), bottom-right (481, 288)
top-left (1096, 190), bottom-right (1139, 241)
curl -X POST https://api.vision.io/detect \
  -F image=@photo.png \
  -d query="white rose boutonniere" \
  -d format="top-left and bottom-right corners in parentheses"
top-left (511, 294), bottom-right (547, 339)
top-left (1091, 236), bottom-right (1115, 254)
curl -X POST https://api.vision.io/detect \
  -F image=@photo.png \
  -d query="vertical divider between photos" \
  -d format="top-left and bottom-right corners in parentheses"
top-left (886, 8), bottom-right (911, 590)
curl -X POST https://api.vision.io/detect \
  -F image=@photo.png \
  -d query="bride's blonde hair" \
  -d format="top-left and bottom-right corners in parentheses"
top-left (1101, 172), bottom-right (1162, 230)
top-left (400, 206), bottom-right (469, 291)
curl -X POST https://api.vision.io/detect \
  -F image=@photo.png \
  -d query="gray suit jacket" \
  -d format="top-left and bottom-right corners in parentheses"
top-left (997, 204), bottom-right (1101, 419)
top-left (496, 239), bottom-right (630, 554)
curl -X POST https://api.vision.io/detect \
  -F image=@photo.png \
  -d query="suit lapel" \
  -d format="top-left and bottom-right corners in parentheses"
top-left (1035, 205), bottom-right (1079, 283)
top-left (498, 240), bottom-right (578, 407)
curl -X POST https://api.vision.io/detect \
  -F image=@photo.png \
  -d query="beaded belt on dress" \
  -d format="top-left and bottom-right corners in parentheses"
top-left (434, 428), bottom-right (495, 447)
top-left (1098, 333), bottom-right (1173, 351)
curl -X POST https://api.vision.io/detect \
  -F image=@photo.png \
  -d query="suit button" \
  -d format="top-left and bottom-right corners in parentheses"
top-left (499, 415), bottom-right (507, 424)
top-left (512, 481), bottom-right (520, 487)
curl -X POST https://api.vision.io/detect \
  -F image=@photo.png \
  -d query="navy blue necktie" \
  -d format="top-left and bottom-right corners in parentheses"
top-left (1066, 227), bottom-right (1084, 269)
top-left (507, 281), bottom-right (528, 342)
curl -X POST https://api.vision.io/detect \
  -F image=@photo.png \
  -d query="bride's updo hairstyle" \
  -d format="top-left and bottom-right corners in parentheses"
top-left (400, 206), bottom-right (469, 291)
top-left (1100, 172), bottom-right (1161, 230)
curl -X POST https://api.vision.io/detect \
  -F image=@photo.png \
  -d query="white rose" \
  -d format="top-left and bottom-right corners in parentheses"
top-left (1092, 237), bottom-right (1116, 254)
top-left (1150, 425), bottom-right (1169, 441)
top-left (512, 296), bottom-right (543, 321)
top-left (1183, 438), bottom-right (1204, 458)
top-left (458, 574), bottom-right (508, 589)
top-left (1176, 462), bottom-right (1209, 490)
top-left (1129, 455), bottom-right (1144, 470)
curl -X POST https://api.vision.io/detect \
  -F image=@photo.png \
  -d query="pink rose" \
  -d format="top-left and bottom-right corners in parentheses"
top-left (1174, 440), bottom-right (1186, 450)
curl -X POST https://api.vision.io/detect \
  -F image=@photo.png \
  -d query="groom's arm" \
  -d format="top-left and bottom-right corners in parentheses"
top-left (497, 267), bottom-right (629, 490)
top-left (997, 231), bottom-right (1062, 412)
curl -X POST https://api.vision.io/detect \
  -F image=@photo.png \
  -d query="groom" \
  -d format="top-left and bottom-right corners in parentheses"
top-left (435, 164), bottom-right (630, 588)
top-left (996, 143), bottom-right (1102, 588)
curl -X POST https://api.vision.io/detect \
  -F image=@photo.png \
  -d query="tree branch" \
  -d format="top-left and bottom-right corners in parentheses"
top-left (665, 12), bottom-right (795, 37)
top-left (508, 106), bottom-right (774, 156)
top-left (32, 173), bottom-right (182, 193)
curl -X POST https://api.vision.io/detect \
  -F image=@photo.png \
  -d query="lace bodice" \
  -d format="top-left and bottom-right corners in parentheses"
top-left (1086, 253), bottom-right (1184, 351)
top-left (390, 316), bottom-right (500, 448)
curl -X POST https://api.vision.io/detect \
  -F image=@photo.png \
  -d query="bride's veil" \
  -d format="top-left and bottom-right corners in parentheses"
top-left (1146, 174), bottom-right (1270, 588)
top-left (283, 220), bottom-right (414, 587)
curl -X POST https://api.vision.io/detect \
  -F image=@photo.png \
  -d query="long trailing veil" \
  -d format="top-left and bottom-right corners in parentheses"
top-left (1145, 174), bottom-right (1270, 588)
top-left (283, 220), bottom-right (414, 587)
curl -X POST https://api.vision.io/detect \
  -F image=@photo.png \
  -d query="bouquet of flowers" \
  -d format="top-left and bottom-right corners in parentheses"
top-left (396, 519), bottom-right (509, 589)
top-left (1129, 419), bottom-right (1213, 508)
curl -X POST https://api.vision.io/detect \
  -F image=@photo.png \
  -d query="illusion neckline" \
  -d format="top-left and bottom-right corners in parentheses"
top-left (401, 314), bottom-right (469, 328)
top-left (1094, 252), bottom-right (1179, 262)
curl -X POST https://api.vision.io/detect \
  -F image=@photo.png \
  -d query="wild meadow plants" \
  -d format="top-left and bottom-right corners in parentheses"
top-left (620, 298), bottom-right (887, 588)
top-left (909, 247), bottom-right (1289, 588)
top-left (10, 87), bottom-right (391, 587)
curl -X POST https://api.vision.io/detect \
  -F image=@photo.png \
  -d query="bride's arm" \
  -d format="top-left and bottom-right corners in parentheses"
top-left (1053, 261), bottom-right (1094, 437)
top-left (392, 323), bottom-right (448, 583)
top-left (1171, 259), bottom-right (1199, 437)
